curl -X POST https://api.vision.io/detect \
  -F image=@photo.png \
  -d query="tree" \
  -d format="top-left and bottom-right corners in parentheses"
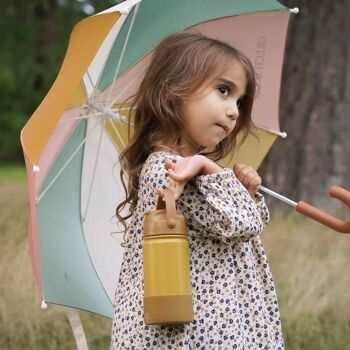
top-left (260, 0), bottom-right (350, 214)
top-left (0, 0), bottom-right (121, 162)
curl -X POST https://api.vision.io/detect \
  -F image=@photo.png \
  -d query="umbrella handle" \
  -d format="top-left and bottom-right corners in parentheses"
top-left (296, 186), bottom-right (350, 233)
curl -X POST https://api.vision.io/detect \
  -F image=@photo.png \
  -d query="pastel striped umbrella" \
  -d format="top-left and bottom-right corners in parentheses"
top-left (21, 0), bottom-right (293, 319)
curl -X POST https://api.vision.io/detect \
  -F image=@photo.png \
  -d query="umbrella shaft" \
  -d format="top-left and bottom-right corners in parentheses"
top-left (257, 185), bottom-right (297, 207)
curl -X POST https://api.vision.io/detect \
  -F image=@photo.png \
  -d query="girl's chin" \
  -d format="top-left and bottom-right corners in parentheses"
top-left (200, 141), bottom-right (224, 149)
top-left (189, 136), bottom-right (225, 152)
top-left (207, 136), bottom-right (226, 147)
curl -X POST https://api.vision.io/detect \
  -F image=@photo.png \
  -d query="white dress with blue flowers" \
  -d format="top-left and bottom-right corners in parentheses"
top-left (111, 151), bottom-right (284, 350)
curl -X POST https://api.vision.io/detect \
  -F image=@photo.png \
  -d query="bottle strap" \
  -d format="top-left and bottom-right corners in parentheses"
top-left (156, 188), bottom-right (177, 228)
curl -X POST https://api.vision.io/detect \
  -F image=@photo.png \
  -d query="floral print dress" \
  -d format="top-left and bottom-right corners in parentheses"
top-left (111, 151), bottom-right (284, 350)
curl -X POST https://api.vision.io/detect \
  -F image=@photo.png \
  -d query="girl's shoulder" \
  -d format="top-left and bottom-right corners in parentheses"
top-left (139, 151), bottom-right (179, 189)
top-left (145, 151), bottom-right (181, 166)
top-left (141, 151), bottom-right (181, 179)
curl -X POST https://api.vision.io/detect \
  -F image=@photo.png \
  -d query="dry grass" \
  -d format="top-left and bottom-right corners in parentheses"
top-left (1, 172), bottom-right (350, 349)
top-left (263, 212), bottom-right (350, 350)
top-left (263, 212), bottom-right (350, 317)
top-left (0, 182), bottom-right (110, 350)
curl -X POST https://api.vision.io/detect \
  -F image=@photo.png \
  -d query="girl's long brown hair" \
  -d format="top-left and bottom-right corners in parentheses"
top-left (116, 32), bottom-right (256, 232)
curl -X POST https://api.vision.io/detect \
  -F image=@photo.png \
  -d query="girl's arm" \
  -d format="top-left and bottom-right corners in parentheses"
top-left (233, 164), bottom-right (261, 198)
top-left (187, 169), bottom-right (269, 243)
top-left (157, 155), bottom-right (267, 243)
top-left (161, 155), bottom-right (261, 200)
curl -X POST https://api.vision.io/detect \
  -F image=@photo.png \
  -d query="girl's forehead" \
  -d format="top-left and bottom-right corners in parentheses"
top-left (210, 57), bottom-right (245, 78)
top-left (212, 61), bottom-right (247, 89)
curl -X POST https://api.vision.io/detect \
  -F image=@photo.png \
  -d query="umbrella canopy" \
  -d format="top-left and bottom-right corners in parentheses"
top-left (21, 0), bottom-right (291, 318)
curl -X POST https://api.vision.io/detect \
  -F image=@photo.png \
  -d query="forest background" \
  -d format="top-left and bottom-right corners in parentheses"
top-left (0, 0), bottom-right (349, 349)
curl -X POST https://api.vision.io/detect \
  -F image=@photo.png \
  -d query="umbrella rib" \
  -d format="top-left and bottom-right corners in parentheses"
top-left (105, 2), bottom-right (140, 107)
top-left (96, 0), bottom-right (142, 91)
top-left (86, 70), bottom-right (101, 101)
top-left (108, 119), bottom-right (126, 148)
top-left (107, 64), bottom-right (147, 110)
top-left (61, 112), bottom-right (102, 122)
top-left (82, 119), bottom-right (104, 221)
top-left (36, 120), bottom-right (100, 203)
top-left (94, 6), bottom-right (131, 93)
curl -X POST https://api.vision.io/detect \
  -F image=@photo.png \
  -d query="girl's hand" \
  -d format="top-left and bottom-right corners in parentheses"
top-left (233, 164), bottom-right (261, 198)
top-left (157, 155), bottom-right (222, 200)
top-left (157, 155), bottom-right (205, 200)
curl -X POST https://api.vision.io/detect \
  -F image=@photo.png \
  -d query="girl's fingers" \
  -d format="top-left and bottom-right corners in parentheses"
top-left (157, 185), bottom-right (180, 201)
top-left (168, 168), bottom-right (180, 179)
top-left (165, 160), bottom-right (174, 171)
top-left (168, 168), bottom-right (187, 182)
top-left (168, 179), bottom-right (177, 193)
top-left (157, 161), bottom-right (188, 201)
top-left (234, 164), bottom-right (253, 178)
top-left (233, 163), bottom-right (246, 176)
top-left (168, 181), bottom-right (184, 200)
top-left (164, 156), bottom-right (202, 199)
top-left (247, 188), bottom-right (258, 197)
top-left (165, 161), bottom-right (184, 181)
top-left (233, 164), bottom-right (261, 188)
top-left (169, 178), bottom-right (186, 200)
top-left (239, 171), bottom-right (256, 186)
top-left (250, 176), bottom-right (262, 187)
top-left (156, 187), bottom-right (165, 201)
top-left (244, 174), bottom-right (261, 188)
top-left (158, 180), bottom-right (184, 201)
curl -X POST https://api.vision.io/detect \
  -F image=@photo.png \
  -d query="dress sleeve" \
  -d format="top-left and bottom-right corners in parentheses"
top-left (179, 169), bottom-right (270, 243)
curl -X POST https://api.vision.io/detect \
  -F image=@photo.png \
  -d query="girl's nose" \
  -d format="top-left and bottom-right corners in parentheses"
top-left (226, 101), bottom-right (239, 120)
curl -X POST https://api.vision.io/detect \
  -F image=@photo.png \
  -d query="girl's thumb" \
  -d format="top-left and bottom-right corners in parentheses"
top-left (165, 160), bottom-right (174, 170)
top-left (168, 168), bottom-right (182, 181)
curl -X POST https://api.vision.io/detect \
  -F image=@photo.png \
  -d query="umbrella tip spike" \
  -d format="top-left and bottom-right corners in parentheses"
top-left (280, 132), bottom-right (288, 139)
top-left (120, 9), bottom-right (130, 15)
top-left (41, 300), bottom-right (48, 310)
top-left (33, 165), bottom-right (40, 173)
top-left (290, 7), bottom-right (299, 14)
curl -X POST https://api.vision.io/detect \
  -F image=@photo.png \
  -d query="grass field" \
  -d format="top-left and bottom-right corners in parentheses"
top-left (1, 164), bottom-right (350, 349)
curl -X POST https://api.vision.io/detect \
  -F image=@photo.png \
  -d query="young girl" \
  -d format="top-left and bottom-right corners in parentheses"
top-left (111, 32), bottom-right (284, 349)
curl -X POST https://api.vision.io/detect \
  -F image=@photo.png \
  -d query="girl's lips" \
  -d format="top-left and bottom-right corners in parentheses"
top-left (216, 123), bottom-right (229, 133)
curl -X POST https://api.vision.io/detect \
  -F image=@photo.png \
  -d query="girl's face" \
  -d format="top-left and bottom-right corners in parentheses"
top-left (181, 60), bottom-right (247, 155)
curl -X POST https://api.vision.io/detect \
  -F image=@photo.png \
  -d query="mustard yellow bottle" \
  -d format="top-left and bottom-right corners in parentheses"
top-left (143, 188), bottom-right (194, 325)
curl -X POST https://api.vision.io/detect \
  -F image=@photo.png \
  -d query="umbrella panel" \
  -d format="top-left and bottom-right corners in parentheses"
top-left (21, 0), bottom-right (290, 318)
top-left (37, 120), bottom-right (114, 317)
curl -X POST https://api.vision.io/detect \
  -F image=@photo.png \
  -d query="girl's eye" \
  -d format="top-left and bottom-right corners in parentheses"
top-left (217, 85), bottom-right (230, 96)
top-left (237, 99), bottom-right (244, 109)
